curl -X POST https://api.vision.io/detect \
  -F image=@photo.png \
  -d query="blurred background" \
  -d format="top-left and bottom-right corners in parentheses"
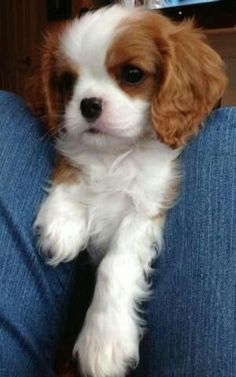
top-left (0, 0), bottom-right (235, 105)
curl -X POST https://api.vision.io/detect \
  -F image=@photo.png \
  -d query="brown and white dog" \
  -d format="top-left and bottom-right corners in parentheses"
top-left (32, 6), bottom-right (226, 377)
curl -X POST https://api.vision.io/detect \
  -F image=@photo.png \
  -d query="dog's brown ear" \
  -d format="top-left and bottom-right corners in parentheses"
top-left (151, 20), bottom-right (227, 148)
top-left (26, 22), bottom-right (73, 135)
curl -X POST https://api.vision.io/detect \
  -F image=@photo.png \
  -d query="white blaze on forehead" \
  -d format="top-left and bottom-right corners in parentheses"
top-left (59, 6), bottom-right (132, 74)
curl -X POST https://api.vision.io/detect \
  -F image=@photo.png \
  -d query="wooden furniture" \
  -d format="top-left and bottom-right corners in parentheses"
top-left (0, 0), bottom-right (47, 96)
top-left (206, 28), bottom-right (236, 106)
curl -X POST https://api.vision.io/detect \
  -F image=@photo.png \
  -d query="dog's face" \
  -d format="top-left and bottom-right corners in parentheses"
top-left (35, 6), bottom-right (226, 149)
top-left (60, 9), bottom-right (154, 149)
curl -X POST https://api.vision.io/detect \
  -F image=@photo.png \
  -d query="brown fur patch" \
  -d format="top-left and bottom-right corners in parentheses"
top-left (145, 14), bottom-right (227, 148)
top-left (106, 15), bottom-right (162, 100)
top-left (53, 156), bottom-right (80, 185)
top-left (107, 11), bottom-right (227, 148)
top-left (28, 21), bottom-right (79, 135)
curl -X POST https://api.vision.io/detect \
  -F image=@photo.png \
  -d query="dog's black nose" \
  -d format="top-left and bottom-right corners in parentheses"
top-left (80, 97), bottom-right (102, 122)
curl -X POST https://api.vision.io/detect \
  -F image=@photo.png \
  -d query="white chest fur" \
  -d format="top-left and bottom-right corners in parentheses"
top-left (34, 137), bottom-right (180, 377)
top-left (59, 139), bottom-right (179, 260)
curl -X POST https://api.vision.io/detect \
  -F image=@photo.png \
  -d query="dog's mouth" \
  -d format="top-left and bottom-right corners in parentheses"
top-left (87, 128), bottom-right (100, 134)
top-left (85, 127), bottom-right (101, 135)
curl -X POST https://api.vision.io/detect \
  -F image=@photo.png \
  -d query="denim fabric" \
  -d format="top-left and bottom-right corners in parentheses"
top-left (133, 108), bottom-right (236, 377)
top-left (0, 91), bottom-right (78, 377)
top-left (0, 90), bottom-right (235, 377)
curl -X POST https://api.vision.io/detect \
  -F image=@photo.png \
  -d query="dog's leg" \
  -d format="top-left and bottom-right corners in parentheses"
top-left (34, 158), bottom-right (89, 265)
top-left (74, 213), bottom-right (164, 377)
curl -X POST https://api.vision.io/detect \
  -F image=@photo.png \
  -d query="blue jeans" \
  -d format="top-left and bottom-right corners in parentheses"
top-left (0, 91), bottom-right (235, 377)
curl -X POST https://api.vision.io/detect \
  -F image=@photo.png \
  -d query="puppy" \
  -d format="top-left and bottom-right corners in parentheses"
top-left (32, 6), bottom-right (226, 377)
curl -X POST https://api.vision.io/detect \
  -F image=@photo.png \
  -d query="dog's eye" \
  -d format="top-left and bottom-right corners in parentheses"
top-left (120, 65), bottom-right (145, 85)
top-left (59, 72), bottom-right (76, 93)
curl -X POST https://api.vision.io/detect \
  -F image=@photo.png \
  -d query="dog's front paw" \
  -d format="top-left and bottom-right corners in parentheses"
top-left (34, 193), bottom-right (88, 265)
top-left (73, 310), bottom-right (139, 377)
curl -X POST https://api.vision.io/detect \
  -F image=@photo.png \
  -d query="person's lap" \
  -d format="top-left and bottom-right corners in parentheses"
top-left (0, 91), bottom-right (235, 376)
top-left (134, 107), bottom-right (236, 377)
top-left (0, 91), bottom-right (79, 377)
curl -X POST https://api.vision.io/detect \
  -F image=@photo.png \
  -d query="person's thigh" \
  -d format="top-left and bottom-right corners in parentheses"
top-left (133, 108), bottom-right (236, 377)
top-left (0, 91), bottom-right (78, 377)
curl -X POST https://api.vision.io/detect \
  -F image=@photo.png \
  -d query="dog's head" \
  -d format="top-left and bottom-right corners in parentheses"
top-left (32, 6), bottom-right (227, 150)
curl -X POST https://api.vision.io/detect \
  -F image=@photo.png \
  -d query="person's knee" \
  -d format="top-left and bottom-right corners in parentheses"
top-left (0, 90), bottom-right (40, 143)
top-left (182, 107), bottom-right (236, 163)
top-left (0, 90), bottom-right (27, 113)
top-left (205, 107), bottom-right (235, 135)
top-left (207, 107), bottom-right (236, 132)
